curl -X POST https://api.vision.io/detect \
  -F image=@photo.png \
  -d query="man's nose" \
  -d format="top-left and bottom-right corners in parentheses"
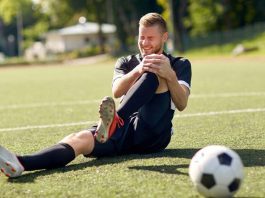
top-left (142, 39), bottom-right (149, 46)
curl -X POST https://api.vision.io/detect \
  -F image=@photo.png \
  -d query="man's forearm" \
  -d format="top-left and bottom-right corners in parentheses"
top-left (112, 67), bottom-right (142, 98)
top-left (166, 71), bottom-right (189, 111)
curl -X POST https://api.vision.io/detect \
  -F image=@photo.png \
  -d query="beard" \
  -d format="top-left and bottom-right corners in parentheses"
top-left (139, 42), bottom-right (164, 56)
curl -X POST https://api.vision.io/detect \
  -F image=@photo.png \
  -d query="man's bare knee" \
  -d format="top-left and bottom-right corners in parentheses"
top-left (59, 130), bottom-right (94, 156)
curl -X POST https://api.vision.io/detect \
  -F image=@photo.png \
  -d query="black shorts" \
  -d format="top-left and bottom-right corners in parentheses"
top-left (86, 115), bottom-right (172, 158)
top-left (86, 92), bottom-right (173, 158)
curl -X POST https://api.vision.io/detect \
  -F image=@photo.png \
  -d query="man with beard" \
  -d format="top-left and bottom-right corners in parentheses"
top-left (0, 13), bottom-right (192, 178)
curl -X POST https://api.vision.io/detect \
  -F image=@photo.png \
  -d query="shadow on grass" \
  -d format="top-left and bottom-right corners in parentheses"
top-left (7, 148), bottom-right (265, 183)
top-left (158, 148), bottom-right (265, 167)
top-left (133, 148), bottom-right (265, 167)
top-left (128, 164), bottom-right (189, 176)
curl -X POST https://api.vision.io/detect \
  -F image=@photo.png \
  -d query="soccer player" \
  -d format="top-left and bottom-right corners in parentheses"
top-left (0, 13), bottom-right (191, 178)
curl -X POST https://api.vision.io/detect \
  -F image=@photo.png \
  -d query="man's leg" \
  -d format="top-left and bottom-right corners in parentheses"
top-left (95, 72), bottom-right (159, 143)
top-left (117, 72), bottom-right (159, 120)
top-left (0, 130), bottom-right (95, 177)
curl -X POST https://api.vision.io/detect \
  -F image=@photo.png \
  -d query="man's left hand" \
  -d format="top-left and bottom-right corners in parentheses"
top-left (142, 54), bottom-right (176, 81)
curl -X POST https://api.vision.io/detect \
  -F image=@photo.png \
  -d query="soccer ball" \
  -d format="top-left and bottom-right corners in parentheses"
top-left (189, 145), bottom-right (244, 197)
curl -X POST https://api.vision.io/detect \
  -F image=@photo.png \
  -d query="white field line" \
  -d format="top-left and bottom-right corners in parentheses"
top-left (189, 92), bottom-right (265, 98)
top-left (0, 92), bottom-right (265, 110)
top-left (0, 108), bottom-right (264, 133)
top-left (0, 100), bottom-right (100, 110)
top-left (174, 108), bottom-right (265, 118)
top-left (0, 121), bottom-right (96, 132)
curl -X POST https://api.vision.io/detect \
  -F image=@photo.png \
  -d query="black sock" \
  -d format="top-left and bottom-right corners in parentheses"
top-left (117, 72), bottom-right (159, 119)
top-left (17, 143), bottom-right (75, 171)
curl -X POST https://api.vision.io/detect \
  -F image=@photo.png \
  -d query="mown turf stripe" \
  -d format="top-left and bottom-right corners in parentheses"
top-left (0, 100), bottom-right (100, 110)
top-left (0, 121), bottom-right (95, 132)
top-left (0, 92), bottom-right (264, 110)
top-left (0, 108), bottom-right (264, 132)
top-left (190, 92), bottom-right (265, 98)
top-left (174, 108), bottom-right (265, 118)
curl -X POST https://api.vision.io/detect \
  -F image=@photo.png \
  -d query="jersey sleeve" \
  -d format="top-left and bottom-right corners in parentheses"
top-left (112, 57), bottom-right (128, 84)
top-left (174, 58), bottom-right (192, 90)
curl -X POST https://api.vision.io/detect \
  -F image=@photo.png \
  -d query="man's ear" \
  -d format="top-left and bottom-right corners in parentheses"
top-left (162, 32), bottom-right (168, 42)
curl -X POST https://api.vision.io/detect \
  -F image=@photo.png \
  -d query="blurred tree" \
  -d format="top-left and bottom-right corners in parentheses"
top-left (253, 0), bottom-right (265, 22)
top-left (0, 0), bottom-right (164, 56)
top-left (112, 0), bottom-right (163, 52)
top-left (220, 0), bottom-right (251, 30)
top-left (31, 0), bottom-right (163, 53)
top-left (158, 0), bottom-right (188, 52)
top-left (0, 0), bottom-right (34, 56)
top-left (184, 0), bottom-right (224, 36)
top-left (67, 0), bottom-right (107, 53)
top-left (0, 0), bottom-right (29, 23)
top-left (220, 0), bottom-right (260, 30)
top-left (38, 0), bottom-right (107, 53)
top-left (1, 0), bottom-right (265, 56)
top-left (36, 0), bottom-right (75, 28)
top-left (22, 3), bottom-right (49, 48)
top-left (184, 0), bottom-right (265, 36)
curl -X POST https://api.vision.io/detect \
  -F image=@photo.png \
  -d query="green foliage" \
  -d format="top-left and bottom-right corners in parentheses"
top-left (183, 0), bottom-right (265, 37)
top-left (0, 0), bottom-right (19, 23)
top-left (36, 0), bottom-right (75, 28)
top-left (184, 27), bottom-right (265, 56)
top-left (23, 21), bottom-right (49, 48)
top-left (58, 46), bottom-right (102, 60)
top-left (0, 0), bottom-right (32, 23)
top-left (157, 0), bottom-right (170, 20)
top-left (112, 0), bottom-right (163, 51)
top-left (1, 0), bottom-right (265, 56)
top-left (157, 0), bottom-right (171, 30)
top-left (220, 0), bottom-right (256, 30)
top-left (24, 21), bottom-right (49, 39)
top-left (184, 0), bottom-right (224, 36)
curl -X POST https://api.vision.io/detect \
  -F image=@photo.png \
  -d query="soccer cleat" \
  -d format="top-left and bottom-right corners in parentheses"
top-left (0, 145), bottom-right (24, 178)
top-left (95, 96), bottom-right (124, 143)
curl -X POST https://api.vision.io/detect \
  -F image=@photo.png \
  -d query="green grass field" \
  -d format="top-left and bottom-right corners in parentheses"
top-left (0, 55), bottom-right (264, 197)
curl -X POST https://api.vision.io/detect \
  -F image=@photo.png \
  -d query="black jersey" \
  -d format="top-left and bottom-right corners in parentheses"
top-left (113, 52), bottom-right (191, 88)
top-left (113, 52), bottom-right (192, 110)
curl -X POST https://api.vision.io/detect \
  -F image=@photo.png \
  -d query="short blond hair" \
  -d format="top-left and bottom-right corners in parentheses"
top-left (139, 13), bottom-right (167, 33)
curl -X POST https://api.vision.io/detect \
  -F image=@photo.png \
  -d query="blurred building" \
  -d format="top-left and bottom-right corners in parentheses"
top-left (44, 22), bottom-right (116, 53)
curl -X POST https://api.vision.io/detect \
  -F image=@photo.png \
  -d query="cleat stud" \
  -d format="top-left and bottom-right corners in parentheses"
top-left (11, 168), bottom-right (16, 172)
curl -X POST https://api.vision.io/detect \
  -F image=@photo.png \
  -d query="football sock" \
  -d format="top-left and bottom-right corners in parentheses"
top-left (117, 72), bottom-right (159, 120)
top-left (17, 143), bottom-right (75, 171)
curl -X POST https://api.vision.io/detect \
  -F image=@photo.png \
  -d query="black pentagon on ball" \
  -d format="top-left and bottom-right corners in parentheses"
top-left (217, 152), bottom-right (232, 165)
top-left (228, 178), bottom-right (241, 192)
top-left (201, 173), bottom-right (216, 189)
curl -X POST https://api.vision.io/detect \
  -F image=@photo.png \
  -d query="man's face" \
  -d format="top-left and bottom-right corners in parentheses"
top-left (138, 24), bottom-right (168, 57)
